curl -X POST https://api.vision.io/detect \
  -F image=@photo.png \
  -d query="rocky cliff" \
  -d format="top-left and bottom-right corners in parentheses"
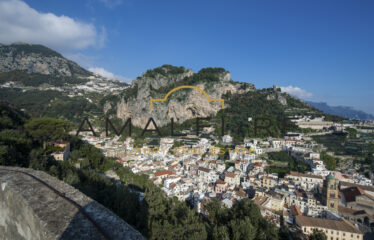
top-left (0, 43), bottom-right (90, 77)
top-left (0, 166), bottom-right (144, 240)
top-left (104, 65), bottom-right (256, 127)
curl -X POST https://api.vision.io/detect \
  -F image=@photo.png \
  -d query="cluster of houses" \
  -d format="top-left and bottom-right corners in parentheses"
top-left (75, 122), bottom-right (374, 239)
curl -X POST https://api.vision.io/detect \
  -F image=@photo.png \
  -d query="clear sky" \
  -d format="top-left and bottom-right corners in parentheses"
top-left (1, 0), bottom-right (373, 114)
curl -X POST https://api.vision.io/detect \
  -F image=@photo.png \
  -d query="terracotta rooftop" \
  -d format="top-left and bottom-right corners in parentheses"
top-left (198, 167), bottom-right (210, 173)
top-left (225, 172), bottom-right (236, 178)
top-left (216, 179), bottom-right (225, 185)
top-left (253, 196), bottom-right (268, 206)
top-left (340, 186), bottom-right (365, 203)
top-left (290, 205), bottom-right (302, 216)
top-left (338, 206), bottom-right (367, 216)
top-left (154, 170), bottom-right (174, 177)
top-left (340, 181), bottom-right (374, 193)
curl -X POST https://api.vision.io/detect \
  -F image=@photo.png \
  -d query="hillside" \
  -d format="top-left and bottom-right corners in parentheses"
top-left (101, 65), bottom-right (341, 139)
top-left (0, 44), bottom-right (343, 139)
top-left (0, 43), bottom-right (128, 123)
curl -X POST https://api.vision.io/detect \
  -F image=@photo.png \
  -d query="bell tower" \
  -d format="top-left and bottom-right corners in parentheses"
top-left (322, 174), bottom-right (339, 211)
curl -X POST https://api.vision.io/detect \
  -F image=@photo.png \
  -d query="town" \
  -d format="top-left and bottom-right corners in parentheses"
top-left (56, 115), bottom-right (374, 240)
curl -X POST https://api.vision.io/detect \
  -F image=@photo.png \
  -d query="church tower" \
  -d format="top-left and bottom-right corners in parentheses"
top-left (322, 174), bottom-right (340, 211)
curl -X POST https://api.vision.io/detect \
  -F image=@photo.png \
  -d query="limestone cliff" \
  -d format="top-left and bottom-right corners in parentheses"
top-left (104, 65), bottom-right (255, 127)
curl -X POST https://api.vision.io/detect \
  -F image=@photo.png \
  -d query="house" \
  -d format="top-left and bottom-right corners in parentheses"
top-left (154, 170), bottom-right (174, 180)
top-left (50, 140), bottom-right (70, 161)
top-left (224, 172), bottom-right (240, 187)
top-left (215, 179), bottom-right (226, 194)
top-left (222, 135), bottom-right (233, 144)
top-left (261, 175), bottom-right (276, 189)
top-left (267, 193), bottom-right (285, 211)
top-left (289, 205), bottom-right (302, 223)
top-left (198, 167), bottom-right (218, 183)
top-left (339, 186), bottom-right (374, 228)
top-left (285, 171), bottom-right (323, 192)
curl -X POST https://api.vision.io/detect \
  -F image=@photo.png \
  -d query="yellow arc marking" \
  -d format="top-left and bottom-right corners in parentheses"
top-left (150, 85), bottom-right (224, 110)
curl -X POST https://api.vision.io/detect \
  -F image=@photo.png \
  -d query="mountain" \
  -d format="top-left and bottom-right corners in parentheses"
top-left (0, 42), bottom-right (128, 89)
top-left (0, 42), bottom-right (90, 77)
top-left (102, 65), bottom-right (256, 128)
top-left (0, 43), bottom-right (128, 122)
top-left (306, 101), bottom-right (374, 120)
top-left (0, 43), bottom-right (343, 139)
top-left (101, 65), bottom-right (340, 139)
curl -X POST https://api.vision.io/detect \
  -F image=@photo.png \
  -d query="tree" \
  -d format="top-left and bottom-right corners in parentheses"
top-left (309, 229), bottom-right (327, 240)
top-left (321, 151), bottom-right (337, 170)
top-left (212, 226), bottom-right (230, 240)
top-left (24, 118), bottom-right (71, 148)
top-left (230, 217), bottom-right (256, 240)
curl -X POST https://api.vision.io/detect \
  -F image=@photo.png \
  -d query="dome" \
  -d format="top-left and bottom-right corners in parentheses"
top-left (326, 174), bottom-right (335, 180)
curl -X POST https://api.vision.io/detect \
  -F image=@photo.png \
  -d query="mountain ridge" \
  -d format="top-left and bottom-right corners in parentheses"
top-left (306, 101), bottom-right (374, 121)
top-left (0, 43), bottom-right (91, 77)
top-left (0, 43), bottom-right (345, 139)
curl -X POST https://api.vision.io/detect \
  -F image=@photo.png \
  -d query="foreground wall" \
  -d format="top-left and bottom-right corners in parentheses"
top-left (0, 166), bottom-right (144, 240)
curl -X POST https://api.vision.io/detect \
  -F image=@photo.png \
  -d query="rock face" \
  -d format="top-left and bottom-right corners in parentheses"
top-left (266, 92), bottom-right (287, 106)
top-left (0, 166), bottom-right (144, 240)
top-left (0, 43), bottom-right (90, 77)
top-left (110, 65), bottom-right (255, 127)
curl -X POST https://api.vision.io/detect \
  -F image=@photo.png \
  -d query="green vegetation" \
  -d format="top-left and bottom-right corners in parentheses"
top-left (0, 88), bottom-right (101, 124)
top-left (10, 43), bottom-right (63, 57)
top-left (312, 133), bottom-right (347, 155)
top-left (193, 67), bottom-right (227, 83)
top-left (24, 118), bottom-right (71, 141)
top-left (268, 151), bottom-right (293, 162)
top-left (204, 199), bottom-right (279, 240)
top-left (357, 126), bottom-right (374, 129)
top-left (266, 151), bottom-right (310, 177)
top-left (346, 127), bottom-right (358, 138)
top-left (214, 90), bottom-right (298, 141)
top-left (309, 229), bottom-right (327, 240)
top-left (320, 151), bottom-right (337, 170)
top-left (144, 64), bottom-right (186, 78)
top-left (0, 71), bottom-right (87, 86)
top-left (312, 132), bottom-right (368, 157)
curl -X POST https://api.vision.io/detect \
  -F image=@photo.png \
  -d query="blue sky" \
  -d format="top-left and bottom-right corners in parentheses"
top-left (1, 0), bottom-right (373, 114)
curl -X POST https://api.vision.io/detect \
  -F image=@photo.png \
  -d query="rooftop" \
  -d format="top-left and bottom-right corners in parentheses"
top-left (295, 216), bottom-right (362, 234)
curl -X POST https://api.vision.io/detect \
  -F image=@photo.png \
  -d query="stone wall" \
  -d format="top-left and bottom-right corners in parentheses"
top-left (0, 166), bottom-right (145, 240)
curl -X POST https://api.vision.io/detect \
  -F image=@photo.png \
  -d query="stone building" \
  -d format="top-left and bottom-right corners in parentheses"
top-left (322, 174), bottom-right (340, 212)
top-left (295, 215), bottom-right (363, 240)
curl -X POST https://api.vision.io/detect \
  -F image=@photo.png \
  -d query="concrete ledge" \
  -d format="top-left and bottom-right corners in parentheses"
top-left (0, 166), bottom-right (145, 240)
